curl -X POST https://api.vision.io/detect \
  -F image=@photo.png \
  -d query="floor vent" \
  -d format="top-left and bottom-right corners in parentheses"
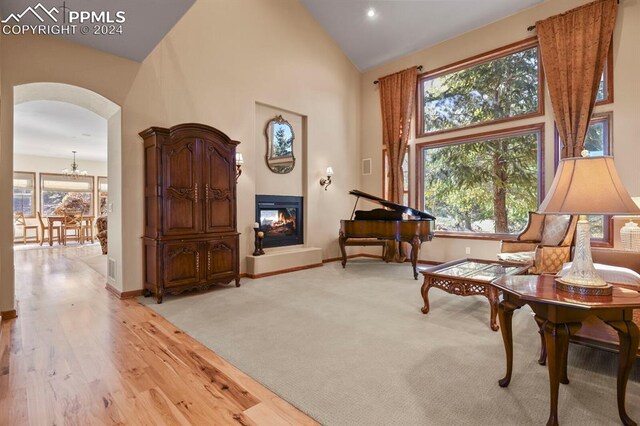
top-left (108, 258), bottom-right (116, 280)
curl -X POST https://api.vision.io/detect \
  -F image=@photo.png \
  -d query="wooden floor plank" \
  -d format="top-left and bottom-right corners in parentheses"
top-left (0, 245), bottom-right (316, 425)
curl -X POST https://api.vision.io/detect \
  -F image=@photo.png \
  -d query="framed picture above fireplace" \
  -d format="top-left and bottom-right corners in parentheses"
top-left (256, 195), bottom-right (303, 248)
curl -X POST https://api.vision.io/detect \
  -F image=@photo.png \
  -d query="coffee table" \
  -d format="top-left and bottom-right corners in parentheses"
top-left (420, 258), bottom-right (530, 331)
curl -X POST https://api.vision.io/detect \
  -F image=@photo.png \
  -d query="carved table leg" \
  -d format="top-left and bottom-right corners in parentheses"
top-left (534, 315), bottom-right (547, 366)
top-left (558, 324), bottom-right (572, 385)
top-left (606, 319), bottom-right (640, 426)
top-left (338, 232), bottom-right (347, 268)
top-left (543, 321), bottom-right (580, 426)
top-left (410, 237), bottom-right (421, 280)
top-left (235, 277), bottom-right (241, 287)
top-left (498, 300), bottom-right (518, 387)
top-left (487, 286), bottom-right (500, 331)
top-left (420, 277), bottom-right (432, 314)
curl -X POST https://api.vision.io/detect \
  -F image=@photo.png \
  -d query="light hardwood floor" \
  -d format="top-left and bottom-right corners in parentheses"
top-left (1, 245), bottom-right (317, 425)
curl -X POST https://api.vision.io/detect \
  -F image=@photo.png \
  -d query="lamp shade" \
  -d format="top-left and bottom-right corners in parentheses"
top-left (538, 156), bottom-right (640, 215)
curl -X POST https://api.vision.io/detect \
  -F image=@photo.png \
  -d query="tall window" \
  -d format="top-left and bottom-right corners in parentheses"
top-left (97, 176), bottom-right (108, 215)
top-left (418, 38), bottom-right (543, 137)
top-left (40, 174), bottom-right (94, 216)
top-left (383, 148), bottom-right (410, 206)
top-left (420, 125), bottom-right (543, 235)
top-left (13, 171), bottom-right (36, 217)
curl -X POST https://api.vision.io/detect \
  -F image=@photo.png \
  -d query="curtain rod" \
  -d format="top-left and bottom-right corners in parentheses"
top-left (373, 66), bottom-right (423, 84)
top-left (527, 0), bottom-right (619, 31)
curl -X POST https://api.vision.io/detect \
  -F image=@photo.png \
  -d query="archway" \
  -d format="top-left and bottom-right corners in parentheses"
top-left (6, 82), bottom-right (124, 313)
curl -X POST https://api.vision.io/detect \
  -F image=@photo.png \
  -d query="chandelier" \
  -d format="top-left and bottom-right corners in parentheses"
top-left (62, 151), bottom-right (87, 180)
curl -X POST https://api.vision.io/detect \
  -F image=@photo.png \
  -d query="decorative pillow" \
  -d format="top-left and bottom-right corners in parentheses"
top-left (540, 215), bottom-right (571, 246)
top-left (558, 263), bottom-right (640, 286)
top-left (497, 251), bottom-right (535, 264)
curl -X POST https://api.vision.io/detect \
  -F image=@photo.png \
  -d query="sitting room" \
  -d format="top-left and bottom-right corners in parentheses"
top-left (0, 0), bottom-right (639, 425)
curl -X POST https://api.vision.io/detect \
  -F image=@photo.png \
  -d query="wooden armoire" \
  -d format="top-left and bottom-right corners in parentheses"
top-left (140, 123), bottom-right (240, 303)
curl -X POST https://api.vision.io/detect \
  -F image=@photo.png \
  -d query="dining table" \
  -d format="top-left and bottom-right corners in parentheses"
top-left (47, 215), bottom-right (95, 246)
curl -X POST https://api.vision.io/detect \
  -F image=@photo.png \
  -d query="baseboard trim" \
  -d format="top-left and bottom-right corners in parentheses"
top-left (246, 262), bottom-right (323, 279)
top-left (416, 260), bottom-right (441, 266)
top-left (105, 283), bottom-right (143, 300)
top-left (1, 310), bottom-right (17, 321)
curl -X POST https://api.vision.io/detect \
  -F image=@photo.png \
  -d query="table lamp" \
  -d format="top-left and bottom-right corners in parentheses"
top-left (538, 154), bottom-right (640, 295)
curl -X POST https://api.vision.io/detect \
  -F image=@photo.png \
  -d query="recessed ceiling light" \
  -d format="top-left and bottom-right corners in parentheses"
top-left (367, 8), bottom-right (376, 18)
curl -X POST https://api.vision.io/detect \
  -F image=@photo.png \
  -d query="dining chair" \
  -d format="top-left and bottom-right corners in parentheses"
top-left (37, 211), bottom-right (61, 246)
top-left (61, 210), bottom-right (85, 245)
top-left (14, 212), bottom-right (39, 244)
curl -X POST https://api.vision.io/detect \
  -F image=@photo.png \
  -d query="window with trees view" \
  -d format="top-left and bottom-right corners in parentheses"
top-left (420, 126), bottom-right (542, 235)
top-left (418, 39), bottom-right (542, 136)
top-left (13, 171), bottom-right (36, 217)
top-left (40, 174), bottom-right (94, 216)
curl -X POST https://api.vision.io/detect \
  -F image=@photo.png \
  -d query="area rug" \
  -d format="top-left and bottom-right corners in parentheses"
top-left (140, 259), bottom-right (640, 425)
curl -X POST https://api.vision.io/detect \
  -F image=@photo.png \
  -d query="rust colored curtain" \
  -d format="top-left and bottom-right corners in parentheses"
top-left (536, 0), bottom-right (617, 158)
top-left (379, 66), bottom-right (418, 262)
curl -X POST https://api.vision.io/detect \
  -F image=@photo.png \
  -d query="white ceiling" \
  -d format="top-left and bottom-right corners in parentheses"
top-left (300, 0), bottom-right (544, 71)
top-left (14, 100), bottom-right (108, 162)
top-left (0, 0), bottom-right (195, 61)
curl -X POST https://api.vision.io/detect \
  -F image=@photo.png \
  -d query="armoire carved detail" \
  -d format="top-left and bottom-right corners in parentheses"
top-left (140, 123), bottom-right (240, 303)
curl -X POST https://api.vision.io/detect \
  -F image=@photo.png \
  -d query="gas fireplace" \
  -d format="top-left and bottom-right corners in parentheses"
top-left (256, 195), bottom-right (303, 248)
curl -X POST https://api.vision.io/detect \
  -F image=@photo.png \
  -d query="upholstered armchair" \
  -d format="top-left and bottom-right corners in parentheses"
top-left (96, 215), bottom-right (108, 255)
top-left (498, 212), bottom-right (578, 274)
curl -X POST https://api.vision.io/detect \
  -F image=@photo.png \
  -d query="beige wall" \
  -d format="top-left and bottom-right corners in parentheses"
top-left (119, 0), bottom-right (361, 291)
top-left (361, 0), bottom-right (640, 262)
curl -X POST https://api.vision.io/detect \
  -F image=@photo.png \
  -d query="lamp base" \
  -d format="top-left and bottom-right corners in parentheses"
top-left (554, 279), bottom-right (613, 296)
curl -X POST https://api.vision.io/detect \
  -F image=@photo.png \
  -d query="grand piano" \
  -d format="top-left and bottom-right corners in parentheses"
top-left (339, 190), bottom-right (436, 279)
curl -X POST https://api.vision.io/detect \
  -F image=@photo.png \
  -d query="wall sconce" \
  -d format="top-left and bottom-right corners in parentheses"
top-left (320, 166), bottom-right (334, 191)
top-left (235, 152), bottom-right (244, 181)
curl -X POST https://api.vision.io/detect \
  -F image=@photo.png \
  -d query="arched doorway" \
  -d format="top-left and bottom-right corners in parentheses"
top-left (4, 82), bottom-right (124, 315)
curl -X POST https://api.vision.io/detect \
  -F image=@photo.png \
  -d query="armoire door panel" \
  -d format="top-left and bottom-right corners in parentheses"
top-left (207, 238), bottom-right (237, 280)
top-left (203, 141), bottom-right (235, 233)
top-left (163, 242), bottom-right (202, 287)
top-left (162, 139), bottom-right (201, 235)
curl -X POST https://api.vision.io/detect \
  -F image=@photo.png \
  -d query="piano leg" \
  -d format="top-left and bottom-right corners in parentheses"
top-left (338, 232), bottom-right (347, 268)
top-left (410, 236), bottom-right (421, 280)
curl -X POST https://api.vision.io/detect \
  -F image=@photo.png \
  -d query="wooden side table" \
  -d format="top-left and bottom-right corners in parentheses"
top-left (492, 274), bottom-right (640, 426)
top-left (420, 258), bottom-right (530, 331)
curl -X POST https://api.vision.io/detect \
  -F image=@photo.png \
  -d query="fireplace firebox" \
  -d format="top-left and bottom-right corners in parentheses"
top-left (256, 195), bottom-right (303, 248)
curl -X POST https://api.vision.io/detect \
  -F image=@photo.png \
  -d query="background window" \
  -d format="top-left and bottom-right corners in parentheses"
top-left (418, 39), bottom-right (542, 136)
top-left (40, 174), bottom-right (94, 216)
top-left (13, 171), bottom-right (36, 217)
top-left (420, 126), bottom-right (542, 235)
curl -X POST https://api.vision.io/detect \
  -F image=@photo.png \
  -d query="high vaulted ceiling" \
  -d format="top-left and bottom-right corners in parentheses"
top-left (300, 0), bottom-right (544, 71)
top-left (0, 0), bottom-right (195, 61)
